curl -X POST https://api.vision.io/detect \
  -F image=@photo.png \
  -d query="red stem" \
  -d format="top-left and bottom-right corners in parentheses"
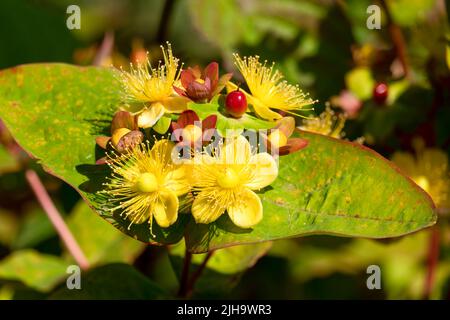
top-left (93, 31), bottom-right (115, 66)
top-left (25, 170), bottom-right (90, 270)
top-left (177, 248), bottom-right (192, 298)
top-left (380, 0), bottom-right (410, 77)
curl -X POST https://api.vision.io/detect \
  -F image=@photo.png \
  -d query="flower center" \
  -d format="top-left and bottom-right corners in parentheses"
top-left (136, 172), bottom-right (159, 193)
top-left (217, 168), bottom-right (240, 189)
top-left (268, 130), bottom-right (288, 148)
top-left (181, 124), bottom-right (203, 143)
top-left (195, 78), bottom-right (205, 84)
top-left (415, 175), bottom-right (430, 193)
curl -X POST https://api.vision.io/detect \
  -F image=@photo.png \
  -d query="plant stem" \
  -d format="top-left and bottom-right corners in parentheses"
top-left (177, 247), bottom-right (192, 298)
top-left (25, 170), bottom-right (90, 270)
top-left (423, 226), bottom-right (440, 299)
top-left (93, 31), bottom-right (115, 66)
top-left (186, 250), bottom-right (214, 295)
top-left (380, 0), bottom-right (410, 77)
top-left (156, 0), bottom-right (176, 43)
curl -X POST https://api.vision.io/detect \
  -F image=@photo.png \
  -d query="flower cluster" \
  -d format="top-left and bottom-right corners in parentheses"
top-left (96, 43), bottom-right (323, 234)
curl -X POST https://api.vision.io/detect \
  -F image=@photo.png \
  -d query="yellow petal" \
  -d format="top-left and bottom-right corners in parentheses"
top-left (138, 103), bottom-right (165, 128)
top-left (245, 153), bottom-right (278, 190)
top-left (249, 97), bottom-right (282, 121)
top-left (192, 191), bottom-right (226, 224)
top-left (227, 189), bottom-right (263, 228)
top-left (151, 139), bottom-right (176, 167)
top-left (164, 166), bottom-right (191, 196)
top-left (227, 82), bottom-right (281, 121)
top-left (153, 190), bottom-right (179, 228)
top-left (161, 96), bottom-right (189, 113)
top-left (220, 135), bottom-right (252, 165)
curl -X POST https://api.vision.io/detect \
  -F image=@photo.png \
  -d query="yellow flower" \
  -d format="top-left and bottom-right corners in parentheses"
top-left (230, 54), bottom-right (315, 121)
top-left (392, 139), bottom-right (450, 211)
top-left (299, 107), bottom-right (346, 139)
top-left (120, 43), bottom-right (188, 127)
top-left (102, 139), bottom-right (191, 234)
top-left (191, 136), bottom-right (278, 228)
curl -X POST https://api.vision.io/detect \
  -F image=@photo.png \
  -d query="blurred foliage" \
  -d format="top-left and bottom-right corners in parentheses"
top-left (169, 241), bottom-right (272, 298)
top-left (0, 0), bottom-right (449, 299)
top-left (66, 202), bottom-right (145, 266)
top-left (49, 264), bottom-right (169, 299)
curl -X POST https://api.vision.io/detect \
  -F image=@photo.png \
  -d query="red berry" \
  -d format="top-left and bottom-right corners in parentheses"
top-left (225, 90), bottom-right (247, 118)
top-left (373, 83), bottom-right (388, 105)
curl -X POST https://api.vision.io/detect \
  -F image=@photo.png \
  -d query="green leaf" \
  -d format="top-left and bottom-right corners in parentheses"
top-left (188, 0), bottom-right (244, 51)
top-left (185, 130), bottom-right (437, 253)
top-left (66, 201), bottom-right (145, 265)
top-left (12, 206), bottom-right (56, 250)
top-left (0, 250), bottom-right (69, 292)
top-left (188, 100), bottom-right (274, 136)
top-left (387, 0), bottom-right (435, 27)
top-left (49, 263), bottom-right (168, 299)
top-left (0, 63), bottom-right (186, 245)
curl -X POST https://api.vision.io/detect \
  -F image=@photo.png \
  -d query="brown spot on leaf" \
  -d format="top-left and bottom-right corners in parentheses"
top-left (10, 101), bottom-right (20, 108)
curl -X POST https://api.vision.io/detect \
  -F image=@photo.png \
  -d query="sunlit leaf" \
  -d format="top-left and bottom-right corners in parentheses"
top-left (185, 130), bottom-right (437, 253)
top-left (0, 64), bottom-right (186, 245)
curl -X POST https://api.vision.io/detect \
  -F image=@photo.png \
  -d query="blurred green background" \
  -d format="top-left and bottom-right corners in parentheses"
top-left (0, 0), bottom-right (449, 299)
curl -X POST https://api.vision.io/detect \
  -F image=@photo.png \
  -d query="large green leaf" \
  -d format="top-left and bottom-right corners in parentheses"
top-left (49, 263), bottom-right (168, 300)
top-left (0, 63), bottom-right (186, 245)
top-left (185, 130), bottom-right (437, 253)
top-left (0, 250), bottom-right (69, 292)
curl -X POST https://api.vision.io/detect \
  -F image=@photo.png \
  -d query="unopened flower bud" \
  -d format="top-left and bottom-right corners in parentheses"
top-left (116, 130), bottom-right (144, 153)
top-left (111, 128), bottom-right (131, 148)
